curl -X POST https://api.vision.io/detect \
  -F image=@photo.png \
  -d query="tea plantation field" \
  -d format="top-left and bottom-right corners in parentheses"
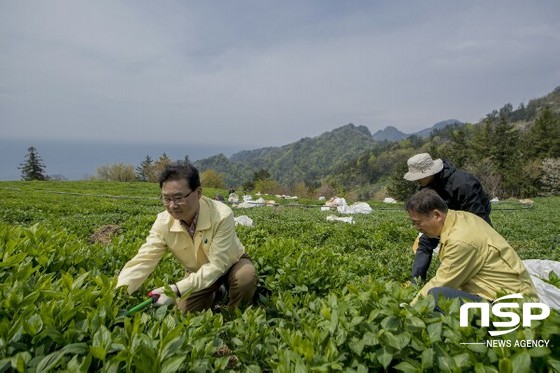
top-left (1, 181), bottom-right (559, 372)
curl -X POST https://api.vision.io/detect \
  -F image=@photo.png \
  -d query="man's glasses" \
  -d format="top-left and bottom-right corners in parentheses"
top-left (161, 190), bottom-right (194, 205)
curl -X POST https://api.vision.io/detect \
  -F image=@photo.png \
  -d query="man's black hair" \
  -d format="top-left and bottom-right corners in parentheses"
top-left (158, 160), bottom-right (201, 190)
top-left (405, 188), bottom-right (448, 214)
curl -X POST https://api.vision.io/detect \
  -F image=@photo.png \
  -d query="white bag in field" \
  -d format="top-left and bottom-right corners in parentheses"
top-left (522, 259), bottom-right (560, 310)
top-left (326, 215), bottom-right (354, 224)
top-left (338, 202), bottom-right (372, 214)
top-left (234, 215), bottom-right (254, 227)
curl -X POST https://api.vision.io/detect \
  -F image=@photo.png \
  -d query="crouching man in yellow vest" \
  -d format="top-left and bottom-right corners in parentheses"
top-left (405, 188), bottom-right (536, 308)
top-left (117, 161), bottom-right (258, 313)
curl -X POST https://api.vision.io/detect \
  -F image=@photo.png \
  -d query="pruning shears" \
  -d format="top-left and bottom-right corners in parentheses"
top-left (112, 294), bottom-right (160, 328)
top-left (123, 294), bottom-right (159, 317)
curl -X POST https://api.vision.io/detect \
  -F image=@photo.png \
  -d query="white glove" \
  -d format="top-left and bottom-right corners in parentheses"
top-left (148, 284), bottom-right (179, 307)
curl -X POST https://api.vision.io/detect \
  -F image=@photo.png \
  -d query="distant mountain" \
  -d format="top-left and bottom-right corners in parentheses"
top-left (194, 123), bottom-right (377, 187)
top-left (372, 119), bottom-right (463, 141)
top-left (371, 126), bottom-right (407, 141)
top-left (414, 119), bottom-right (463, 138)
top-left (194, 120), bottom-right (468, 187)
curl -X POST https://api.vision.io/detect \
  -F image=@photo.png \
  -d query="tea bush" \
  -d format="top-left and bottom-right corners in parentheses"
top-left (0, 182), bottom-right (559, 371)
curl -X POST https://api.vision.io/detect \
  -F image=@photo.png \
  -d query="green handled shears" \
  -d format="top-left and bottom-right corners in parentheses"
top-left (124, 294), bottom-right (159, 316)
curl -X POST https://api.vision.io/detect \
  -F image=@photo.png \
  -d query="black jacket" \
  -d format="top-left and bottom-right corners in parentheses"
top-left (426, 160), bottom-right (491, 224)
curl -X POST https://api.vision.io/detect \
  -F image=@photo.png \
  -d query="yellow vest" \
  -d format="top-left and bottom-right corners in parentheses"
top-left (117, 196), bottom-right (245, 295)
top-left (415, 210), bottom-right (537, 302)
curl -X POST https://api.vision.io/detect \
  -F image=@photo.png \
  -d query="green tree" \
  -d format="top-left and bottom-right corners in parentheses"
top-left (201, 169), bottom-right (226, 189)
top-left (510, 102), bottom-right (527, 122)
top-left (490, 116), bottom-right (520, 196)
top-left (253, 168), bottom-right (271, 182)
top-left (243, 168), bottom-right (272, 191)
top-left (19, 146), bottom-right (47, 180)
top-left (445, 127), bottom-right (471, 168)
top-left (471, 119), bottom-right (493, 158)
top-left (136, 155), bottom-right (154, 182)
top-left (527, 106), bottom-right (560, 159)
top-left (386, 161), bottom-right (418, 202)
top-left (254, 178), bottom-right (282, 195)
top-left (292, 182), bottom-right (310, 198)
top-left (499, 103), bottom-right (514, 120)
top-left (152, 153), bottom-right (172, 181)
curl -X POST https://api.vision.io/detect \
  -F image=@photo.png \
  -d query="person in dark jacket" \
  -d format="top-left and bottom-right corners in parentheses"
top-left (403, 153), bottom-right (491, 283)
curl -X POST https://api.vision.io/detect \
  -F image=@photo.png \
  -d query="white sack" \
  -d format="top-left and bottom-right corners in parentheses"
top-left (338, 202), bottom-right (372, 214)
top-left (234, 215), bottom-right (254, 227)
top-left (326, 215), bottom-right (354, 224)
top-left (236, 201), bottom-right (256, 208)
top-left (325, 197), bottom-right (346, 208)
top-left (523, 259), bottom-right (560, 310)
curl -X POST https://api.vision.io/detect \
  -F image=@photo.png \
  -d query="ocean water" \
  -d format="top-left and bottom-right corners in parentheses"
top-left (0, 139), bottom-right (249, 181)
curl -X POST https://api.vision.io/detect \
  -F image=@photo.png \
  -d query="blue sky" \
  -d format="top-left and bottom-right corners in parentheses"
top-left (1, 0), bottom-right (559, 148)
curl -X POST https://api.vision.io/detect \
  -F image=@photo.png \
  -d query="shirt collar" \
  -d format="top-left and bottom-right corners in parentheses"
top-left (196, 196), bottom-right (211, 230)
top-left (181, 209), bottom-right (199, 238)
top-left (439, 209), bottom-right (456, 243)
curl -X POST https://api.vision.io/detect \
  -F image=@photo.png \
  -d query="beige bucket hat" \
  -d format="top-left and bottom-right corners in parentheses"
top-left (403, 153), bottom-right (444, 181)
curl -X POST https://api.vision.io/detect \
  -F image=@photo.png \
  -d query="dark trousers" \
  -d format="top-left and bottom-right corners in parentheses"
top-left (428, 286), bottom-right (483, 313)
top-left (177, 253), bottom-right (258, 313)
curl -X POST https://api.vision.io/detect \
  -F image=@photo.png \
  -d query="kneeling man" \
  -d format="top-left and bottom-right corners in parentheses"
top-left (406, 188), bottom-right (536, 307)
top-left (117, 161), bottom-right (258, 313)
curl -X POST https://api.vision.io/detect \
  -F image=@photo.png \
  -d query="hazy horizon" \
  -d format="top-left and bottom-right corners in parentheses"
top-left (0, 138), bottom-right (253, 181)
top-left (0, 117), bottom-right (466, 181)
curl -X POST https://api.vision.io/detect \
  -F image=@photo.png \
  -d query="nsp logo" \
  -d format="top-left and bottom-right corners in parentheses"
top-left (460, 294), bottom-right (550, 336)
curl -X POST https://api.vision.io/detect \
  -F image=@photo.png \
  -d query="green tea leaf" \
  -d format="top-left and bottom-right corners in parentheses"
top-left (528, 346), bottom-right (550, 358)
top-left (376, 346), bottom-right (393, 369)
top-left (393, 360), bottom-right (421, 373)
top-left (510, 351), bottom-right (530, 373)
top-left (453, 352), bottom-right (471, 368)
top-left (23, 313), bottom-right (43, 336)
top-left (498, 358), bottom-right (512, 373)
top-left (161, 356), bottom-right (186, 373)
top-left (421, 348), bottom-right (433, 369)
top-left (36, 350), bottom-right (65, 372)
top-left (427, 322), bottom-right (442, 343)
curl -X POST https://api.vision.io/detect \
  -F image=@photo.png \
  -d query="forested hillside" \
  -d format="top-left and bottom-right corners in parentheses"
top-left (333, 87), bottom-right (560, 200)
top-left (194, 124), bottom-right (378, 188)
top-left (197, 86), bottom-right (560, 200)
top-left (372, 119), bottom-right (463, 141)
